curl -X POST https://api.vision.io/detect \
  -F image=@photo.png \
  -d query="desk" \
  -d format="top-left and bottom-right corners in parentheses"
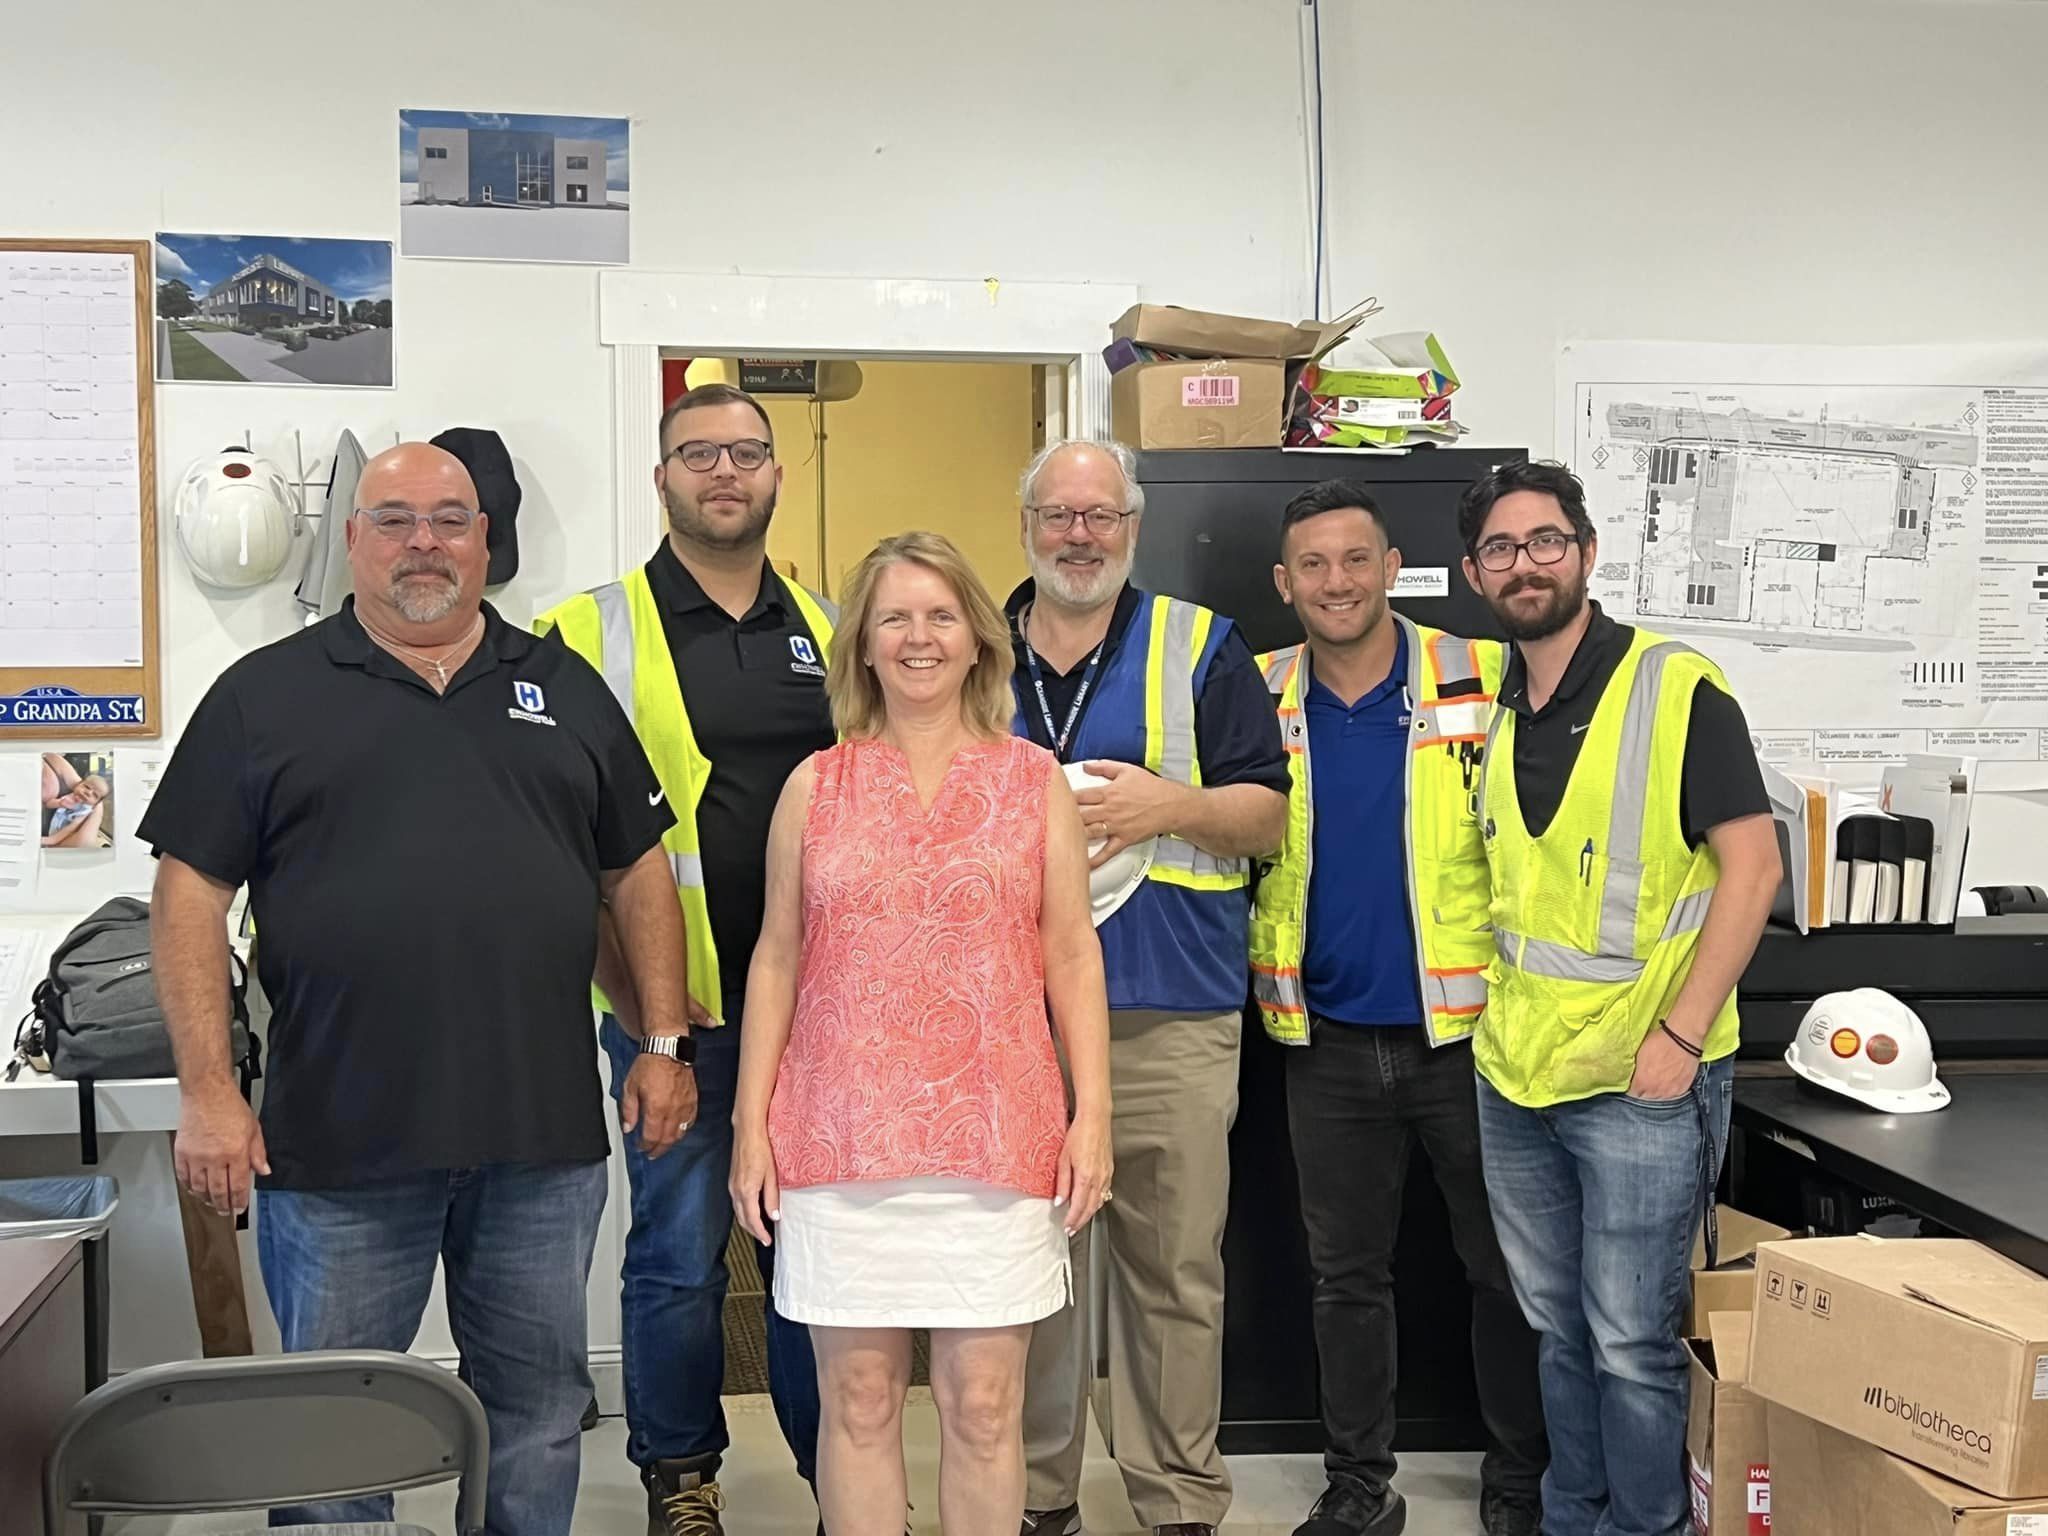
top-left (1732, 1073), bottom-right (2048, 1276)
top-left (0, 1237), bottom-right (87, 1530)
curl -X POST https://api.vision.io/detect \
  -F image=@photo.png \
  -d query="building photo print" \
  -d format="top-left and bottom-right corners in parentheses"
top-left (153, 233), bottom-right (395, 387)
top-left (399, 108), bottom-right (631, 264)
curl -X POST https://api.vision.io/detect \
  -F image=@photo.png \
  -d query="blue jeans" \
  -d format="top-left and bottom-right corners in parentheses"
top-left (601, 1012), bottom-right (820, 1480)
top-left (1476, 1058), bottom-right (1734, 1536)
top-left (258, 1158), bottom-right (608, 1534)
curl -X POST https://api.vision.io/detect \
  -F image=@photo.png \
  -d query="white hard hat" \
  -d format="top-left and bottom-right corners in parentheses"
top-left (1785, 988), bottom-right (1950, 1114)
top-left (174, 447), bottom-right (297, 590)
top-left (1063, 762), bottom-right (1155, 927)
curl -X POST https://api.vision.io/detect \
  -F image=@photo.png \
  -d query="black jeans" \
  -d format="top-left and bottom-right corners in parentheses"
top-left (1286, 1021), bottom-right (1547, 1503)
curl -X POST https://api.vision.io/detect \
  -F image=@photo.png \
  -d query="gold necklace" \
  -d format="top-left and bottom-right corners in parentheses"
top-left (359, 612), bottom-right (484, 689)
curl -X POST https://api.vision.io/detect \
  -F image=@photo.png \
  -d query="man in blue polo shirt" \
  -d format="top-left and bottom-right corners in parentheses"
top-left (1252, 481), bottom-right (1547, 1536)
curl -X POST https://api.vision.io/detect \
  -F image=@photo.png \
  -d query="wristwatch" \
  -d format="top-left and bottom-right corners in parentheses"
top-left (638, 1033), bottom-right (696, 1066)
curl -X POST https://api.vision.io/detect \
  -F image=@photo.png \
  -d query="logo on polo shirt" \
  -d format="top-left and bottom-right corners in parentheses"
top-left (788, 635), bottom-right (825, 678)
top-left (508, 678), bottom-right (556, 727)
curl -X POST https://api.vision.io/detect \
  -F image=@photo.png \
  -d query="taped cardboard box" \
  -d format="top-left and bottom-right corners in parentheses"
top-left (1686, 1311), bottom-right (1771, 1536)
top-left (1768, 1403), bottom-right (2048, 1536)
top-left (1688, 1208), bottom-right (1795, 1338)
top-left (1106, 302), bottom-right (1367, 450)
top-left (1748, 1237), bottom-right (2048, 1498)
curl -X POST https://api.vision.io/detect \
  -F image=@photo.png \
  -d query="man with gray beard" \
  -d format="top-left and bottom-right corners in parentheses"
top-left (1008, 439), bottom-right (1289, 1536)
top-left (142, 441), bottom-right (691, 1535)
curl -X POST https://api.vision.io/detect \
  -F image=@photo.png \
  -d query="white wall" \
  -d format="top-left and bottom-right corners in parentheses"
top-left (1, 0), bottom-right (1313, 1370)
top-left (1319, 0), bottom-right (2048, 882)
top-left (6, 0), bottom-right (1310, 746)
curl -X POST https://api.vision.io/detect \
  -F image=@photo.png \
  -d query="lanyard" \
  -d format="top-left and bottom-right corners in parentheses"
top-left (1020, 619), bottom-right (1106, 761)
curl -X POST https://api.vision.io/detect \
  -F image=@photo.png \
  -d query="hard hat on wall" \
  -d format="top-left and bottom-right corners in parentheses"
top-left (173, 446), bottom-right (297, 590)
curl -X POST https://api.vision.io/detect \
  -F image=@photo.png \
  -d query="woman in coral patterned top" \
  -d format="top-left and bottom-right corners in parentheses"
top-left (731, 531), bottom-right (1112, 1536)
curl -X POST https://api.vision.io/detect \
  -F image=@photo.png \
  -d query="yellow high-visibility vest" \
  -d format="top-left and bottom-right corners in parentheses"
top-left (1250, 616), bottom-right (1501, 1046)
top-left (535, 564), bottom-right (835, 1017)
top-left (1474, 628), bottom-right (1737, 1107)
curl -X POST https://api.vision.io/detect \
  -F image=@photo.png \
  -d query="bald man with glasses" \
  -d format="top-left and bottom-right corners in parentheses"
top-left (143, 441), bottom-right (690, 1535)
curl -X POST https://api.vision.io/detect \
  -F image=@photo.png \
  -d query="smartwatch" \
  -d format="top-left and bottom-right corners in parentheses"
top-left (638, 1033), bottom-right (696, 1066)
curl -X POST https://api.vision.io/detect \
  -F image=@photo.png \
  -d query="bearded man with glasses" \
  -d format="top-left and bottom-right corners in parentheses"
top-left (142, 441), bottom-right (688, 1534)
top-left (1007, 438), bottom-right (1289, 1536)
top-left (537, 382), bottom-right (837, 1536)
top-left (1457, 459), bottom-right (1779, 1536)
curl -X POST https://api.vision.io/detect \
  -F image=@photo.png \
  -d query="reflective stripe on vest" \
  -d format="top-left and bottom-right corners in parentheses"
top-left (587, 581), bottom-right (704, 894)
top-left (1144, 596), bottom-right (1247, 890)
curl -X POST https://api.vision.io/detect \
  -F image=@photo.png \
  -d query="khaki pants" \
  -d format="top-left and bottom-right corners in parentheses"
top-left (1023, 1007), bottom-right (1240, 1529)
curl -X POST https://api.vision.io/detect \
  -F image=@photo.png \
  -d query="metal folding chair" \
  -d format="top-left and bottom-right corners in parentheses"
top-left (41, 1349), bottom-right (488, 1536)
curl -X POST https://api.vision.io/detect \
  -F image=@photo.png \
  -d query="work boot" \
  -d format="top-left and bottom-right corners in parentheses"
top-left (1478, 1488), bottom-right (1542, 1536)
top-left (1295, 1475), bottom-right (1406, 1536)
top-left (1021, 1504), bottom-right (1081, 1536)
top-left (645, 1455), bottom-right (725, 1536)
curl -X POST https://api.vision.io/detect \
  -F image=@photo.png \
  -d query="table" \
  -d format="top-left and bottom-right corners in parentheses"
top-left (1732, 1073), bottom-right (2048, 1275)
top-left (0, 1236), bottom-right (87, 1530)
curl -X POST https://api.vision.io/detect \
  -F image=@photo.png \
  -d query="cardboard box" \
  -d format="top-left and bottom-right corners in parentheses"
top-left (1105, 303), bottom-right (1365, 450)
top-left (1688, 1208), bottom-right (1796, 1339)
top-left (1110, 303), bottom-right (1338, 360)
top-left (1749, 1237), bottom-right (2048, 1498)
top-left (1768, 1404), bottom-right (2048, 1535)
top-left (1111, 357), bottom-right (1288, 450)
top-left (1687, 1311), bottom-right (1772, 1536)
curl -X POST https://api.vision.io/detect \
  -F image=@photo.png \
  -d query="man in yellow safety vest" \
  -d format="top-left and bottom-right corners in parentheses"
top-left (1459, 460), bottom-right (1780, 1536)
top-left (536, 383), bottom-right (834, 1536)
top-left (1251, 480), bottom-right (1545, 1536)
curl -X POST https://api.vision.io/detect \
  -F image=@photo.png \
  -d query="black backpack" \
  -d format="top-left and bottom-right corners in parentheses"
top-left (11, 897), bottom-right (258, 1084)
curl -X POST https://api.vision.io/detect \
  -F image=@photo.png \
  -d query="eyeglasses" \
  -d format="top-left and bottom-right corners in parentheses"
top-left (358, 507), bottom-right (479, 542)
top-left (1030, 504), bottom-right (1134, 537)
top-left (1472, 531), bottom-right (1579, 573)
top-left (668, 438), bottom-right (772, 473)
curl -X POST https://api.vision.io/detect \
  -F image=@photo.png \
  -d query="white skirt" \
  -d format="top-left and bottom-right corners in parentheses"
top-left (772, 1177), bottom-right (1073, 1329)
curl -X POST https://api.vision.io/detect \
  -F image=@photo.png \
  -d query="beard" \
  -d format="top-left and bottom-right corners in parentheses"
top-left (1490, 564), bottom-right (1587, 642)
top-left (1031, 541), bottom-right (1133, 610)
top-left (387, 556), bottom-right (463, 623)
top-left (666, 481), bottom-right (777, 551)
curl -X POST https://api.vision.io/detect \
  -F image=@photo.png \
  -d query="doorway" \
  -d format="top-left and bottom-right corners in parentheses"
top-left (666, 355), bottom-right (1058, 599)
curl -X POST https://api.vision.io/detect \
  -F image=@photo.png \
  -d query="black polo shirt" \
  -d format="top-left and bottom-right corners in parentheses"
top-left (1002, 580), bottom-right (1290, 793)
top-left (138, 599), bottom-right (674, 1189)
top-left (644, 543), bottom-right (835, 1002)
top-left (1497, 602), bottom-right (1770, 845)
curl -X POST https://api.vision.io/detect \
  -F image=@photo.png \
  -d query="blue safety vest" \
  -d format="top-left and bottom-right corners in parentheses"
top-left (1013, 591), bottom-right (1252, 1014)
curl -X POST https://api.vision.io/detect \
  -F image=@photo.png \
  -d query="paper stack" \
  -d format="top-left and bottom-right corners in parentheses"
top-left (1289, 331), bottom-right (1465, 449)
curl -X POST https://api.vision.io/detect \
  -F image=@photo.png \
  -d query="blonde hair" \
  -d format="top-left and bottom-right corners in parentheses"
top-left (827, 531), bottom-right (1017, 740)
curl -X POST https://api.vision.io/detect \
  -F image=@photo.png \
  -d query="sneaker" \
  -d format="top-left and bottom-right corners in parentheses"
top-left (1479, 1489), bottom-right (1542, 1536)
top-left (1022, 1504), bottom-right (1081, 1536)
top-left (1295, 1476), bottom-right (1406, 1536)
top-left (645, 1459), bottom-right (725, 1536)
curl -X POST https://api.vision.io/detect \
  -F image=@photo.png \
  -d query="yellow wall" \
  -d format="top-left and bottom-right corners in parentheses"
top-left (680, 359), bottom-right (1036, 601)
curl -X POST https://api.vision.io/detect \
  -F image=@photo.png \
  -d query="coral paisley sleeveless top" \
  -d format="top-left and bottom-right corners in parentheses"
top-left (769, 735), bottom-right (1068, 1197)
